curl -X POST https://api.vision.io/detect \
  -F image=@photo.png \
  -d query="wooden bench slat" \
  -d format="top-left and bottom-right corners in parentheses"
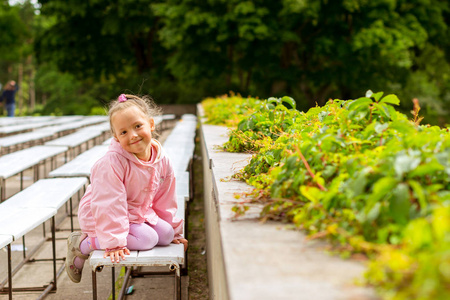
top-left (48, 145), bottom-right (109, 178)
top-left (176, 172), bottom-right (190, 201)
top-left (44, 129), bottom-right (102, 148)
top-left (0, 145), bottom-right (68, 179)
top-left (1, 177), bottom-right (87, 210)
top-left (0, 234), bottom-right (13, 249)
top-left (0, 207), bottom-right (56, 241)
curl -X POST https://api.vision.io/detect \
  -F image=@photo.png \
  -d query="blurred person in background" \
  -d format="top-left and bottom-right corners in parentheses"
top-left (0, 80), bottom-right (19, 117)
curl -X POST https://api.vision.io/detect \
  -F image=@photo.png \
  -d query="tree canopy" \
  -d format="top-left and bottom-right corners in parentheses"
top-left (1, 0), bottom-right (448, 124)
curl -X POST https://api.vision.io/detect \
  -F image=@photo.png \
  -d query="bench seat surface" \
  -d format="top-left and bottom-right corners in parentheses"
top-left (45, 129), bottom-right (102, 148)
top-left (0, 145), bottom-right (68, 179)
top-left (0, 206), bottom-right (56, 240)
top-left (2, 177), bottom-right (87, 210)
top-left (0, 129), bottom-right (57, 148)
top-left (48, 145), bottom-right (109, 178)
top-left (90, 243), bottom-right (184, 269)
top-left (0, 234), bottom-right (13, 249)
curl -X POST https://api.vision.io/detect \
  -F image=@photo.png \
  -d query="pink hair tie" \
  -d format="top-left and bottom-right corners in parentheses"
top-left (118, 94), bottom-right (127, 102)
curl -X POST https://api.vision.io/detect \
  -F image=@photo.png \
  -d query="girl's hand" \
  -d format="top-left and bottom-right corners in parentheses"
top-left (172, 238), bottom-right (188, 251)
top-left (104, 247), bottom-right (131, 263)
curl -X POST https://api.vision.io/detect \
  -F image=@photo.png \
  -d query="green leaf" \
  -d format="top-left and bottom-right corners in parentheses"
top-left (300, 186), bottom-right (321, 204)
top-left (348, 97), bottom-right (373, 111)
top-left (408, 160), bottom-right (445, 178)
top-left (367, 202), bottom-right (381, 222)
top-left (373, 103), bottom-right (390, 119)
top-left (389, 183), bottom-right (411, 225)
top-left (380, 94), bottom-right (400, 106)
top-left (281, 96), bottom-right (296, 109)
top-left (408, 180), bottom-right (427, 212)
top-left (367, 177), bottom-right (398, 207)
top-left (371, 91), bottom-right (384, 102)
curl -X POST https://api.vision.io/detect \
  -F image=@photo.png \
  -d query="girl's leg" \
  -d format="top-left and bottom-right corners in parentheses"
top-left (73, 236), bottom-right (100, 269)
top-left (127, 223), bottom-right (159, 250)
top-left (152, 218), bottom-right (175, 246)
top-left (73, 219), bottom-right (174, 269)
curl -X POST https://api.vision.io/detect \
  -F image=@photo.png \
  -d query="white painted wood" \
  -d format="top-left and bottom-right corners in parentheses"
top-left (0, 117), bottom-right (79, 135)
top-left (0, 206), bottom-right (56, 241)
top-left (0, 116), bottom-right (54, 127)
top-left (176, 172), bottom-right (189, 201)
top-left (45, 129), bottom-right (102, 148)
top-left (0, 145), bottom-right (68, 179)
top-left (1, 177), bottom-right (87, 210)
top-left (48, 145), bottom-right (109, 178)
top-left (0, 234), bottom-right (13, 249)
top-left (0, 129), bottom-right (56, 148)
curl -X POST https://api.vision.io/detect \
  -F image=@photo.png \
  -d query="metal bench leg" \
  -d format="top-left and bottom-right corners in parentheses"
top-left (7, 244), bottom-right (12, 300)
top-left (69, 197), bottom-right (74, 232)
top-left (92, 270), bottom-right (98, 300)
top-left (51, 216), bottom-right (57, 290)
top-left (1, 178), bottom-right (5, 202)
top-left (111, 266), bottom-right (115, 300)
top-left (170, 263), bottom-right (181, 300)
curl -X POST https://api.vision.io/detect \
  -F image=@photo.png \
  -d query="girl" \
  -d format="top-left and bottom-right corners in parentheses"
top-left (65, 94), bottom-right (188, 283)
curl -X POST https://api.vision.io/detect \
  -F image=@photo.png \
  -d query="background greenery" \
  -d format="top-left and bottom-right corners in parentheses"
top-left (0, 0), bottom-right (449, 125)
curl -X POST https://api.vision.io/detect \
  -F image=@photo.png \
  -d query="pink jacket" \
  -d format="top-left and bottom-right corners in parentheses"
top-left (78, 139), bottom-right (183, 250)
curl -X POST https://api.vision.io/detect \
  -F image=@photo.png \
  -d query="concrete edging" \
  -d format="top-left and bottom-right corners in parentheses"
top-left (198, 105), bottom-right (378, 300)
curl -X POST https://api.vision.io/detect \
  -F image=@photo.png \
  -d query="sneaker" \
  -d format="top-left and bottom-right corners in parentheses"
top-left (65, 232), bottom-right (89, 283)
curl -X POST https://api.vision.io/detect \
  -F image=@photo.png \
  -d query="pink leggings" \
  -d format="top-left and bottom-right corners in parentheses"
top-left (80, 218), bottom-right (174, 255)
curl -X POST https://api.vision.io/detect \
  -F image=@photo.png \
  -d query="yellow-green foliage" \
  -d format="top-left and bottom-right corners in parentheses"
top-left (202, 92), bottom-right (450, 299)
top-left (201, 93), bottom-right (260, 127)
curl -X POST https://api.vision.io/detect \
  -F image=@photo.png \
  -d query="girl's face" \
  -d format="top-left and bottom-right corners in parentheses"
top-left (112, 106), bottom-right (155, 161)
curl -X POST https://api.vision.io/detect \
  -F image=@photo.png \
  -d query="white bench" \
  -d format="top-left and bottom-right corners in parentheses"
top-left (0, 116), bottom-right (54, 128)
top-left (45, 128), bottom-right (104, 160)
top-left (0, 145), bottom-right (68, 201)
top-left (89, 195), bottom-right (186, 300)
top-left (0, 116), bottom-right (84, 137)
top-left (164, 114), bottom-right (197, 201)
top-left (0, 177), bottom-right (88, 299)
top-left (0, 128), bottom-right (58, 155)
top-left (48, 145), bottom-right (109, 180)
top-left (41, 116), bottom-right (107, 137)
top-left (0, 234), bottom-right (13, 299)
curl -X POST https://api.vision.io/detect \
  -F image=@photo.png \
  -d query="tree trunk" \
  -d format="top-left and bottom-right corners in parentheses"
top-left (226, 44), bottom-right (234, 88)
top-left (245, 69), bottom-right (252, 92)
top-left (18, 63), bottom-right (23, 116)
top-left (28, 56), bottom-right (35, 111)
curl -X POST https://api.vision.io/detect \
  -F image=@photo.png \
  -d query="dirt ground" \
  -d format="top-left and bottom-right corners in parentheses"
top-left (187, 133), bottom-right (209, 299)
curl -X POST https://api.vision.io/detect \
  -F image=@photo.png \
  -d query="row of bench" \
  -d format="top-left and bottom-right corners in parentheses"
top-left (0, 115), bottom-right (108, 137)
top-left (0, 114), bottom-right (196, 300)
top-left (0, 122), bottom-right (110, 202)
top-left (0, 116), bottom-right (109, 155)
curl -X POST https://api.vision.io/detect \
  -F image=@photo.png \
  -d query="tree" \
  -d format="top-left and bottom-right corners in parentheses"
top-left (34, 0), bottom-right (449, 124)
top-left (36, 0), bottom-right (165, 78)
top-left (0, 1), bottom-right (29, 81)
top-left (155, 0), bottom-right (450, 121)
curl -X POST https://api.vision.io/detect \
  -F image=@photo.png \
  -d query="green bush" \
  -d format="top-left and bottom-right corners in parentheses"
top-left (202, 92), bottom-right (450, 299)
